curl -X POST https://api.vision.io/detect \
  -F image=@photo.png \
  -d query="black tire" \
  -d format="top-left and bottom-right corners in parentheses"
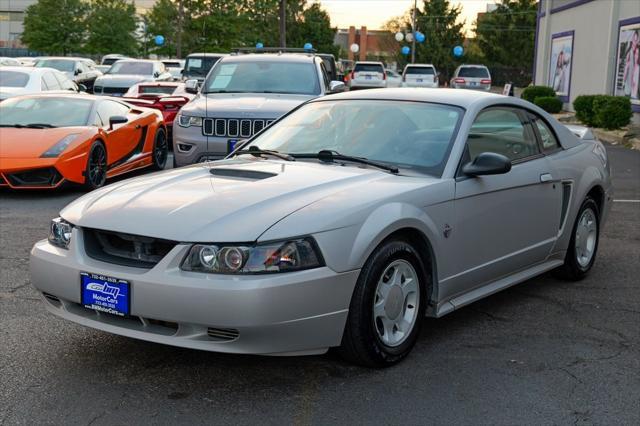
top-left (151, 127), bottom-right (168, 171)
top-left (339, 239), bottom-right (428, 367)
top-left (83, 141), bottom-right (107, 190)
top-left (555, 197), bottom-right (600, 281)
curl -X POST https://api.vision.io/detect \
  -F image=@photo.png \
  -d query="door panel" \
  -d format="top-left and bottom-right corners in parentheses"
top-left (97, 100), bottom-right (141, 167)
top-left (441, 107), bottom-right (563, 300)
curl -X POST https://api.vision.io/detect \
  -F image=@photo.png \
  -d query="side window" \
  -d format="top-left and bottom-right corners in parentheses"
top-left (467, 107), bottom-right (540, 163)
top-left (319, 62), bottom-right (330, 90)
top-left (41, 77), bottom-right (48, 90)
top-left (42, 72), bottom-right (60, 90)
top-left (530, 113), bottom-right (561, 152)
top-left (96, 100), bottom-right (130, 127)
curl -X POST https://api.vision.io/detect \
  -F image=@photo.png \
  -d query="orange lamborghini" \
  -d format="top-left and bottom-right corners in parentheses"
top-left (0, 94), bottom-right (168, 190)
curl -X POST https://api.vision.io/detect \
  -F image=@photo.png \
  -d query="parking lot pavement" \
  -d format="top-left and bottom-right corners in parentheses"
top-left (1, 148), bottom-right (638, 426)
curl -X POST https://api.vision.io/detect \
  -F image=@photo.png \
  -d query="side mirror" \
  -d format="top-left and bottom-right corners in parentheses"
top-left (153, 71), bottom-right (160, 78)
top-left (74, 68), bottom-right (82, 76)
top-left (462, 152), bottom-right (512, 176)
top-left (109, 115), bottom-right (128, 130)
top-left (78, 83), bottom-right (88, 92)
top-left (329, 80), bottom-right (346, 93)
top-left (184, 79), bottom-right (199, 94)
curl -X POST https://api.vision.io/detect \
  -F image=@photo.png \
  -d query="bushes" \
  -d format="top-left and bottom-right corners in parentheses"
top-left (534, 96), bottom-right (563, 113)
top-left (522, 85), bottom-right (556, 103)
top-left (573, 95), bottom-right (632, 129)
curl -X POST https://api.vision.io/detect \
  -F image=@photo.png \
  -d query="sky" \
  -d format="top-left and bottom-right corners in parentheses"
top-left (317, 0), bottom-right (494, 31)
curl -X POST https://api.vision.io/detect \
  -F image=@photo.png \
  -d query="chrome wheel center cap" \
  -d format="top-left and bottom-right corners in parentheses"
top-left (384, 285), bottom-right (404, 320)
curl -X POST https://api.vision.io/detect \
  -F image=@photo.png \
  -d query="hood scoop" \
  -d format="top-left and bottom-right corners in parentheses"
top-left (209, 168), bottom-right (277, 180)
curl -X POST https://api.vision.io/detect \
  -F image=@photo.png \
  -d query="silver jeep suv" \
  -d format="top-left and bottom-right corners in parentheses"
top-left (173, 52), bottom-right (345, 166)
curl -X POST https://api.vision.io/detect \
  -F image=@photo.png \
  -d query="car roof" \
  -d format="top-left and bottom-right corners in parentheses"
top-left (0, 66), bottom-right (58, 75)
top-left (458, 64), bottom-right (489, 68)
top-left (35, 57), bottom-right (87, 62)
top-left (221, 53), bottom-right (315, 64)
top-left (114, 59), bottom-right (160, 64)
top-left (405, 63), bottom-right (435, 68)
top-left (314, 87), bottom-right (505, 109)
top-left (6, 93), bottom-right (99, 101)
top-left (355, 61), bottom-right (384, 65)
top-left (187, 53), bottom-right (228, 57)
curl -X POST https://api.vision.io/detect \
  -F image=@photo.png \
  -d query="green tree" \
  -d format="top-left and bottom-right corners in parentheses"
top-left (145, 0), bottom-right (179, 57)
top-left (21, 0), bottom-right (88, 55)
top-left (474, 0), bottom-right (537, 69)
top-left (289, 2), bottom-right (338, 55)
top-left (85, 0), bottom-right (139, 55)
top-left (386, 0), bottom-right (465, 77)
top-left (186, 0), bottom-right (249, 52)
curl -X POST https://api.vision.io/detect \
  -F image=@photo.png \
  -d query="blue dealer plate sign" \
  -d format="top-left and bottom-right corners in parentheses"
top-left (81, 272), bottom-right (130, 316)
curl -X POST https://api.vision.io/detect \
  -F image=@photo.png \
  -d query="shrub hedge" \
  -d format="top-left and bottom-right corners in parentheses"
top-left (573, 95), bottom-right (632, 130)
top-left (534, 96), bottom-right (563, 113)
top-left (522, 85), bottom-right (556, 103)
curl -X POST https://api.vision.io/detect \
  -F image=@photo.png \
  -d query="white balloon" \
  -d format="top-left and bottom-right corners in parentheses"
top-left (405, 32), bottom-right (414, 42)
top-left (395, 32), bottom-right (404, 42)
top-left (350, 43), bottom-right (360, 53)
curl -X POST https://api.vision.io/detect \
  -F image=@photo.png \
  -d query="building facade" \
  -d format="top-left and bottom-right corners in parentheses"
top-left (534, 0), bottom-right (640, 116)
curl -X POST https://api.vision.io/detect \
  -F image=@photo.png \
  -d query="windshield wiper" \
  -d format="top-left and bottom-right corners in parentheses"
top-left (0, 123), bottom-right (56, 128)
top-left (291, 150), bottom-right (399, 174)
top-left (234, 146), bottom-right (295, 161)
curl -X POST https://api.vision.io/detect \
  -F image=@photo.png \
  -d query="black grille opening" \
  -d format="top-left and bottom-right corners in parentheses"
top-left (203, 118), bottom-right (213, 135)
top-left (145, 318), bottom-right (179, 331)
top-left (240, 120), bottom-right (252, 137)
top-left (7, 167), bottom-right (62, 187)
top-left (207, 327), bottom-right (239, 341)
top-left (560, 183), bottom-right (572, 229)
top-left (253, 120), bottom-right (264, 134)
top-left (84, 228), bottom-right (177, 268)
top-left (215, 119), bottom-right (225, 135)
top-left (227, 120), bottom-right (239, 137)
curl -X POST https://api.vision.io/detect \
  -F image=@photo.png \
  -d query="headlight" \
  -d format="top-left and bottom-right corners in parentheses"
top-left (181, 237), bottom-right (324, 274)
top-left (41, 134), bottom-right (80, 158)
top-left (48, 217), bottom-right (73, 249)
top-left (177, 114), bottom-right (203, 128)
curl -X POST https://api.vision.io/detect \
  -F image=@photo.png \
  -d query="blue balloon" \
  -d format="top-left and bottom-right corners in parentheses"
top-left (401, 46), bottom-right (411, 56)
top-left (154, 35), bottom-right (164, 46)
top-left (304, 42), bottom-right (313, 50)
top-left (453, 45), bottom-right (464, 57)
top-left (256, 42), bottom-right (264, 49)
top-left (415, 32), bottom-right (425, 43)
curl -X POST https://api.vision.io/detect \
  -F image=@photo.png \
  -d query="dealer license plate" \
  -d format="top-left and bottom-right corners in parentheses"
top-left (81, 272), bottom-right (130, 317)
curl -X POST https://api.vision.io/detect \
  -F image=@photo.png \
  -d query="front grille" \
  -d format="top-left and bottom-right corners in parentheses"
top-left (83, 228), bottom-right (177, 268)
top-left (207, 327), bottom-right (240, 341)
top-left (6, 167), bottom-right (62, 187)
top-left (202, 118), bottom-right (274, 138)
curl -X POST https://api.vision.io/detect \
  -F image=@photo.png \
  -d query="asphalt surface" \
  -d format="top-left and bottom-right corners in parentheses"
top-left (1, 148), bottom-right (639, 425)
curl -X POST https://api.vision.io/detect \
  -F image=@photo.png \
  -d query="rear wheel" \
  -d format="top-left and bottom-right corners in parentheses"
top-left (151, 127), bottom-right (168, 171)
top-left (83, 142), bottom-right (107, 190)
top-left (555, 197), bottom-right (600, 281)
top-left (339, 239), bottom-right (427, 367)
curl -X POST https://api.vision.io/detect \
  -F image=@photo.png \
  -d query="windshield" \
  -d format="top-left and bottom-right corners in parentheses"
top-left (458, 67), bottom-right (490, 78)
top-left (184, 56), bottom-right (221, 77)
top-left (0, 71), bottom-right (30, 88)
top-left (108, 61), bottom-right (153, 75)
top-left (102, 57), bottom-right (124, 66)
top-left (203, 61), bottom-right (320, 95)
top-left (35, 59), bottom-right (75, 72)
top-left (247, 100), bottom-right (462, 176)
top-left (405, 66), bottom-right (435, 75)
top-left (0, 97), bottom-right (93, 127)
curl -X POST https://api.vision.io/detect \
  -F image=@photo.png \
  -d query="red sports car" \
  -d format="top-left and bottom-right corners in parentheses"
top-left (122, 82), bottom-right (194, 139)
top-left (0, 94), bottom-right (168, 190)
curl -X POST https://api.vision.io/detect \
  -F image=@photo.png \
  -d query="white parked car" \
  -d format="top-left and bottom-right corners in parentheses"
top-left (0, 57), bottom-right (22, 67)
top-left (402, 64), bottom-right (439, 88)
top-left (451, 64), bottom-right (492, 91)
top-left (161, 59), bottom-right (185, 81)
top-left (385, 69), bottom-right (402, 88)
top-left (349, 61), bottom-right (386, 90)
top-left (0, 66), bottom-right (80, 101)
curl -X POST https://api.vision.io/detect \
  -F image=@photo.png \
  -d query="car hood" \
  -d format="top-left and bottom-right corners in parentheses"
top-left (0, 127), bottom-right (92, 160)
top-left (182, 93), bottom-right (313, 118)
top-left (95, 74), bottom-right (151, 87)
top-left (61, 158), bottom-right (402, 242)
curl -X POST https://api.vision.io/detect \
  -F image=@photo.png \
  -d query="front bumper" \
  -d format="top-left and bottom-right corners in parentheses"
top-left (30, 233), bottom-right (359, 355)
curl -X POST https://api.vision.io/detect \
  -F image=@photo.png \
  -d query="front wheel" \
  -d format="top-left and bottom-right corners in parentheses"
top-left (555, 197), bottom-right (600, 281)
top-left (83, 142), bottom-right (107, 190)
top-left (339, 239), bottom-right (428, 367)
top-left (151, 127), bottom-right (168, 171)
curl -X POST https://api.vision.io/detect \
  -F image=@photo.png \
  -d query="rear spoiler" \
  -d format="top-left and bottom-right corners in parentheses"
top-left (564, 124), bottom-right (595, 141)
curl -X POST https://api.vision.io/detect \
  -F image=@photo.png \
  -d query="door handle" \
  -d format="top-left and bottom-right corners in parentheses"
top-left (540, 173), bottom-right (553, 183)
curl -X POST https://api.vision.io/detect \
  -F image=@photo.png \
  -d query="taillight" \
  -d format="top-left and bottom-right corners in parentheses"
top-left (433, 75), bottom-right (438, 83)
top-left (454, 78), bottom-right (465, 84)
top-left (481, 79), bottom-right (492, 85)
top-left (351, 71), bottom-right (355, 80)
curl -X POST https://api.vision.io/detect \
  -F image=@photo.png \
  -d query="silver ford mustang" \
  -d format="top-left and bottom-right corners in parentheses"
top-left (30, 89), bottom-right (612, 367)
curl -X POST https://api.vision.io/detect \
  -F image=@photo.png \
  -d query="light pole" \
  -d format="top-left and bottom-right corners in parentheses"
top-left (279, 0), bottom-right (286, 48)
top-left (411, 0), bottom-right (417, 63)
